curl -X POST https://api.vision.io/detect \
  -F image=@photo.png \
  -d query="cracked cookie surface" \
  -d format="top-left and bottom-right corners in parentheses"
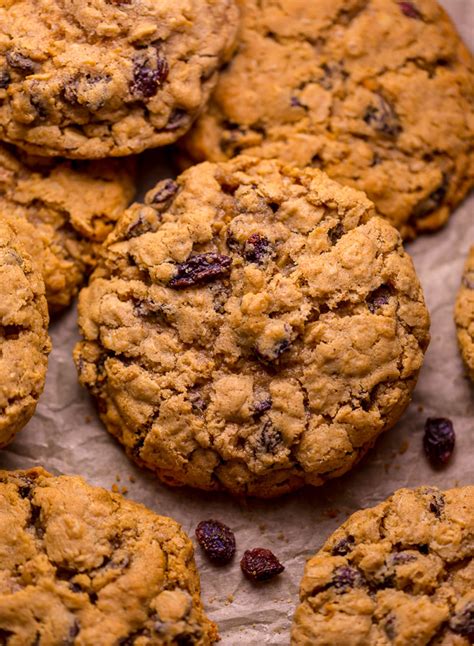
top-left (0, 218), bottom-right (50, 448)
top-left (0, 0), bottom-right (238, 158)
top-left (182, 0), bottom-right (474, 239)
top-left (454, 246), bottom-right (474, 382)
top-left (291, 485), bottom-right (474, 646)
top-left (0, 467), bottom-right (217, 646)
top-left (0, 144), bottom-right (135, 311)
top-left (74, 156), bottom-right (430, 497)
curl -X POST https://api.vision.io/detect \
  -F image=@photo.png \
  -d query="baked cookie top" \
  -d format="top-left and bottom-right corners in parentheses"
top-left (182, 0), bottom-right (474, 239)
top-left (0, 144), bottom-right (135, 310)
top-left (455, 246), bottom-right (474, 382)
top-left (0, 467), bottom-right (218, 645)
top-left (74, 156), bottom-right (430, 497)
top-left (0, 0), bottom-right (238, 158)
top-left (291, 485), bottom-right (474, 646)
top-left (0, 217), bottom-right (50, 448)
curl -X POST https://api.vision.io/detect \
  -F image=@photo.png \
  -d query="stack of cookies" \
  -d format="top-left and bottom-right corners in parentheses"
top-left (0, 0), bottom-right (472, 644)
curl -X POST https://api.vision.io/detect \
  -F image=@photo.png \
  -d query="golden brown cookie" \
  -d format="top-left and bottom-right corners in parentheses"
top-left (0, 0), bottom-right (238, 158)
top-left (182, 0), bottom-right (474, 239)
top-left (0, 217), bottom-right (50, 448)
top-left (0, 144), bottom-right (135, 310)
top-left (74, 156), bottom-right (430, 497)
top-left (454, 246), bottom-right (474, 381)
top-left (291, 485), bottom-right (474, 646)
top-left (0, 467), bottom-right (218, 645)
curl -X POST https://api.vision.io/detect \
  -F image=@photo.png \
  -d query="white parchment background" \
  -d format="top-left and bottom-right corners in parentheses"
top-left (0, 2), bottom-right (473, 643)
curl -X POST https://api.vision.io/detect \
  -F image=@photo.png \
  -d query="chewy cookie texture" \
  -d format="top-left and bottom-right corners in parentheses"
top-left (0, 217), bottom-right (50, 448)
top-left (0, 0), bottom-right (238, 158)
top-left (291, 486), bottom-right (474, 646)
top-left (0, 467), bottom-right (217, 646)
top-left (182, 0), bottom-right (474, 239)
top-left (455, 247), bottom-right (474, 382)
top-left (0, 144), bottom-right (135, 311)
top-left (74, 156), bottom-right (430, 497)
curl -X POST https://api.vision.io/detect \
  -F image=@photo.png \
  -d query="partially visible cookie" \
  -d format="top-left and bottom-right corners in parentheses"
top-left (0, 467), bottom-right (218, 645)
top-left (0, 217), bottom-right (50, 448)
top-left (182, 0), bottom-right (474, 239)
top-left (292, 485), bottom-right (474, 646)
top-left (455, 246), bottom-right (474, 381)
top-left (0, 0), bottom-right (239, 158)
top-left (0, 144), bottom-right (135, 310)
top-left (74, 156), bottom-right (430, 497)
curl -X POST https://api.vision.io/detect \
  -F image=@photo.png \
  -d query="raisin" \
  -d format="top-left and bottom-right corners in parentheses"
top-left (331, 535), bottom-right (355, 556)
top-left (258, 421), bottom-right (283, 454)
top-left (0, 70), bottom-right (10, 88)
top-left (125, 212), bottom-right (154, 239)
top-left (328, 223), bottom-right (345, 245)
top-left (65, 621), bottom-right (80, 645)
top-left (252, 397), bottom-right (272, 418)
top-left (195, 520), bottom-right (236, 564)
top-left (384, 615), bottom-right (396, 640)
top-left (256, 337), bottom-right (291, 363)
top-left (423, 418), bottom-right (455, 466)
top-left (149, 179), bottom-right (178, 209)
top-left (244, 233), bottom-right (272, 264)
top-left (332, 566), bottom-right (363, 591)
top-left (240, 548), bottom-right (284, 582)
top-left (367, 285), bottom-right (392, 313)
top-left (398, 2), bottom-right (423, 19)
top-left (165, 109), bottom-right (188, 131)
top-left (130, 54), bottom-right (168, 99)
top-left (169, 253), bottom-right (232, 289)
top-left (413, 176), bottom-right (448, 219)
top-left (450, 602), bottom-right (474, 640)
top-left (428, 490), bottom-right (445, 518)
top-left (6, 51), bottom-right (36, 74)
top-left (389, 552), bottom-right (416, 565)
top-left (363, 95), bottom-right (401, 137)
top-left (417, 544), bottom-right (429, 555)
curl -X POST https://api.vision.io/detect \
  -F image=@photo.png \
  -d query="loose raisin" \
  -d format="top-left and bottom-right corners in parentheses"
top-left (423, 418), bottom-right (455, 466)
top-left (169, 253), bottom-right (232, 289)
top-left (195, 520), bottom-right (236, 564)
top-left (240, 548), bottom-right (284, 582)
top-left (398, 2), bottom-right (423, 19)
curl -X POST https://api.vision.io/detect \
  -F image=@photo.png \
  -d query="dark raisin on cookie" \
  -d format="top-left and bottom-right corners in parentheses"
top-left (367, 285), bottom-right (393, 313)
top-left (413, 175), bottom-right (448, 219)
top-left (130, 53), bottom-right (169, 99)
top-left (449, 602), bottom-right (474, 640)
top-left (169, 253), bottom-right (232, 289)
top-left (331, 535), bottom-right (355, 556)
top-left (363, 95), bottom-right (401, 138)
top-left (195, 519), bottom-right (236, 564)
top-left (258, 421), bottom-right (283, 454)
top-left (252, 397), bottom-right (272, 418)
top-left (398, 1), bottom-right (423, 19)
top-left (6, 50), bottom-right (36, 74)
top-left (328, 223), bottom-right (345, 245)
top-left (332, 566), bottom-right (363, 592)
top-left (427, 490), bottom-right (445, 518)
top-left (423, 418), bottom-right (455, 466)
top-left (244, 233), bottom-right (272, 264)
top-left (0, 70), bottom-right (11, 89)
top-left (149, 179), bottom-right (178, 208)
top-left (240, 548), bottom-right (284, 582)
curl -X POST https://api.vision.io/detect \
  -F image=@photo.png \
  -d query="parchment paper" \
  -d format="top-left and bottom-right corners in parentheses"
top-left (1, 2), bottom-right (473, 643)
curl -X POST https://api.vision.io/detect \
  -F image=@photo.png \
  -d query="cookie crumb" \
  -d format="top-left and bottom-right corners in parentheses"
top-left (399, 440), bottom-right (409, 454)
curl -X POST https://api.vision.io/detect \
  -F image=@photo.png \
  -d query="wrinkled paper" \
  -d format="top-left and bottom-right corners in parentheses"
top-left (1, 2), bottom-right (473, 643)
